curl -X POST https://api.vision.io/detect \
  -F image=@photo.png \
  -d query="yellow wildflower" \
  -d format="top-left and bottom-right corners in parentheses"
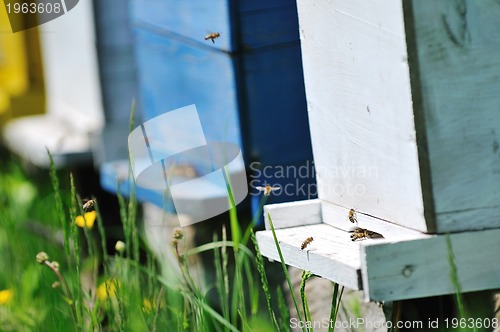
top-left (143, 299), bottom-right (153, 313)
top-left (0, 289), bottom-right (13, 305)
top-left (74, 210), bottom-right (97, 229)
top-left (142, 298), bottom-right (163, 313)
top-left (96, 279), bottom-right (117, 301)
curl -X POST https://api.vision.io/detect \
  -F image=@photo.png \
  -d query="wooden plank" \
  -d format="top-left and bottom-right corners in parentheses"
top-left (263, 199), bottom-right (322, 230)
top-left (133, 29), bottom-right (241, 147)
top-left (130, 0), bottom-right (232, 51)
top-left (239, 0), bottom-right (300, 49)
top-left (321, 200), bottom-right (430, 242)
top-left (297, 0), bottom-right (428, 232)
top-left (244, 45), bottom-right (311, 166)
top-left (406, 0), bottom-right (500, 232)
top-left (256, 224), bottom-right (362, 290)
top-left (39, 0), bottom-right (103, 132)
top-left (361, 228), bottom-right (500, 302)
top-left (259, 200), bottom-right (431, 294)
top-left (2, 0), bottom-right (103, 168)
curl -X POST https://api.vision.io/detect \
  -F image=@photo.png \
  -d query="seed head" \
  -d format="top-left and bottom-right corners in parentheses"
top-left (173, 227), bottom-right (183, 240)
top-left (115, 241), bottom-right (125, 254)
top-left (36, 252), bottom-right (49, 264)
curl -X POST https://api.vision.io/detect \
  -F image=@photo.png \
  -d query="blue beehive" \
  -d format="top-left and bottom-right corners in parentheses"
top-left (100, 0), bottom-right (316, 214)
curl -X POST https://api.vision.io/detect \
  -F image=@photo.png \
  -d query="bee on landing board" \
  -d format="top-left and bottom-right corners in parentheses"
top-left (301, 237), bottom-right (314, 250)
top-left (348, 208), bottom-right (358, 224)
top-left (350, 227), bottom-right (383, 241)
top-left (82, 198), bottom-right (96, 211)
top-left (204, 32), bottom-right (220, 43)
top-left (256, 184), bottom-right (280, 196)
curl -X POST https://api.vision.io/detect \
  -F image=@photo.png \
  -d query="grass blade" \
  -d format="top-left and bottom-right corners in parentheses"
top-left (213, 231), bottom-right (230, 329)
top-left (445, 234), bottom-right (467, 319)
top-left (267, 212), bottom-right (305, 332)
top-left (300, 271), bottom-right (313, 331)
top-left (223, 166), bottom-right (240, 248)
top-left (276, 286), bottom-right (290, 332)
top-left (328, 283), bottom-right (339, 332)
top-left (46, 149), bottom-right (70, 257)
top-left (251, 230), bottom-right (280, 331)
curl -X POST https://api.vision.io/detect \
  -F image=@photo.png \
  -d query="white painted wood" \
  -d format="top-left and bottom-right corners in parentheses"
top-left (256, 220), bottom-right (431, 295)
top-left (320, 200), bottom-right (430, 241)
top-left (297, 0), bottom-right (427, 232)
top-left (260, 201), bottom-right (500, 301)
top-left (3, 1), bottom-right (103, 167)
top-left (257, 224), bottom-right (362, 290)
top-left (361, 228), bottom-right (500, 302)
top-left (256, 0), bottom-right (500, 303)
top-left (40, 1), bottom-right (103, 131)
top-left (406, 0), bottom-right (500, 232)
top-left (258, 200), bottom-right (431, 295)
top-left (263, 199), bottom-right (322, 230)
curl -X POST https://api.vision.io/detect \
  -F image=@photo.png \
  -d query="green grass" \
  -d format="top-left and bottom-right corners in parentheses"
top-left (0, 149), bottom-right (290, 331)
top-left (0, 151), bottom-right (369, 332)
top-left (3, 145), bottom-right (490, 332)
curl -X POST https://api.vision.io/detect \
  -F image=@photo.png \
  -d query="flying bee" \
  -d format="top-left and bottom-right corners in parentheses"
top-left (301, 237), bottom-right (314, 250)
top-left (348, 208), bottom-right (358, 224)
top-left (350, 227), bottom-right (383, 241)
top-left (256, 184), bottom-right (280, 196)
top-left (204, 32), bottom-right (220, 43)
top-left (82, 198), bottom-right (96, 211)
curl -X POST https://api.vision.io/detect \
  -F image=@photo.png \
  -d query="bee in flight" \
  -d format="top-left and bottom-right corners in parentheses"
top-left (348, 208), bottom-right (357, 224)
top-left (301, 237), bottom-right (314, 250)
top-left (82, 198), bottom-right (96, 211)
top-left (256, 184), bottom-right (280, 196)
top-left (205, 32), bottom-right (221, 43)
top-left (350, 227), bottom-right (383, 241)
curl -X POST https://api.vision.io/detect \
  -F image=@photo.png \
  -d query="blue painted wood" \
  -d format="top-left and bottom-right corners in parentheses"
top-left (130, 0), bottom-right (301, 51)
top-left (100, 160), bottom-right (172, 210)
top-left (100, 0), bottom-right (317, 212)
top-left (93, 0), bottom-right (138, 164)
top-left (238, 1), bottom-right (301, 49)
top-left (133, 29), bottom-right (241, 146)
top-left (243, 45), bottom-right (311, 165)
top-left (130, 0), bottom-right (232, 51)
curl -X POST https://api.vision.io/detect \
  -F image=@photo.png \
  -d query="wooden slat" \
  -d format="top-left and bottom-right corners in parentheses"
top-left (259, 200), bottom-right (432, 296)
top-left (263, 199), bottom-right (322, 230)
top-left (321, 200), bottom-right (429, 241)
top-left (361, 228), bottom-right (500, 301)
top-left (256, 224), bottom-right (362, 290)
top-left (130, 0), bottom-right (232, 51)
top-left (405, 0), bottom-right (500, 233)
top-left (297, 0), bottom-right (428, 232)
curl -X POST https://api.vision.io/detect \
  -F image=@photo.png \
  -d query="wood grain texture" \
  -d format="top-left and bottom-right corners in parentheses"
top-left (257, 224), bottom-right (363, 290)
top-left (297, 0), bottom-right (427, 232)
top-left (130, 0), bottom-right (300, 52)
top-left (130, 0), bottom-right (232, 51)
top-left (261, 201), bottom-right (500, 301)
top-left (321, 200), bottom-right (430, 241)
top-left (406, 0), bottom-right (500, 232)
top-left (263, 199), bottom-right (322, 230)
top-left (361, 228), bottom-right (500, 302)
top-left (133, 29), bottom-right (241, 147)
top-left (2, 0), bottom-right (103, 167)
top-left (259, 200), bottom-right (431, 297)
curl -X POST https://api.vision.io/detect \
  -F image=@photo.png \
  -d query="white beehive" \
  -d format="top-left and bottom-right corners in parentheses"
top-left (256, 0), bottom-right (500, 301)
